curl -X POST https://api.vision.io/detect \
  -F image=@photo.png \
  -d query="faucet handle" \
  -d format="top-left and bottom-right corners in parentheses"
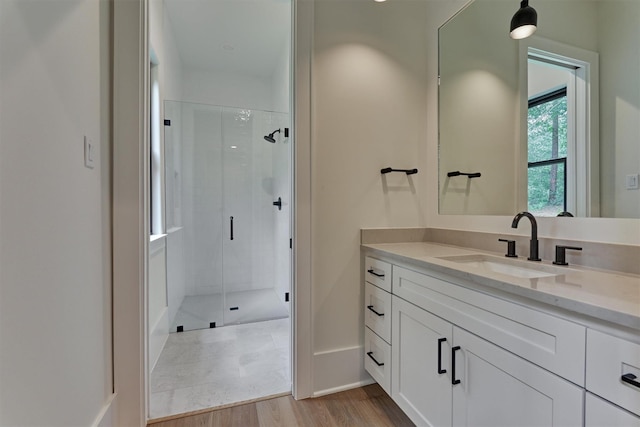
top-left (498, 239), bottom-right (518, 258)
top-left (553, 245), bottom-right (582, 266)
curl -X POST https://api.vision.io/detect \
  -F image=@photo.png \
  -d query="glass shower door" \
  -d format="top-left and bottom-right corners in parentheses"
top-left (165, 101), bottom-right (225, 332)
top-left (164, 101), bottom-right (291, 333)
top-left (221, 108), bottom-right (290, 325)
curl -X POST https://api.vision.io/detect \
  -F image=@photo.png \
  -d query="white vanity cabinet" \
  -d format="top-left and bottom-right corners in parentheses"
top-left (364, 253), bottom-right (591, 426)
top-left (392, 285), bottom-right (583, 427)
top-left (363, 256), bottom-right (393, 393)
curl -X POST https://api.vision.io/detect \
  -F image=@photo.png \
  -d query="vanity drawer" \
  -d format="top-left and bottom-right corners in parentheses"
top-left (586, 329), bottom-right (640, 416)
top-left (365, 282), bottom-right (391, 343)
top-left (364, 326), bottom-right (391, 394)
top-left (586, 393), bottom-right (640, 427)
top-left (364, 256), bottom-right (392, 292)
top-left (392, 265), bottom-right (586, 385)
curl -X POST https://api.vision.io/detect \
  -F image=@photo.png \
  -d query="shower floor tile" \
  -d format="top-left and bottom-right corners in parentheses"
top-left (150, 317), bottom-right (291, 420)
top-left (171, 288), bottom-right (289, 332)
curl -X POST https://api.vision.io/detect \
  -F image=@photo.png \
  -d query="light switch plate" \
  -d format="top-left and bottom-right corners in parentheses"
top-left (84, 136), bottom-right (95, 169)
top-left (625, 173), bottom-right (639, 190)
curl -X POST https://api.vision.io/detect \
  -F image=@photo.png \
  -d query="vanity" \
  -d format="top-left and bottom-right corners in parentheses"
top-left (362, 240), bottom-right (640, 426)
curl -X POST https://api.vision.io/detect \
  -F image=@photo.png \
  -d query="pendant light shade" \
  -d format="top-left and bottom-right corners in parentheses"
top-left (510, 0), bottom-right (537, 39)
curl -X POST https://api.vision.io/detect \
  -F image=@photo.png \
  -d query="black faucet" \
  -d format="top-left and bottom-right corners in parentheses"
top-left (511, 211), bottom-right (541, 261)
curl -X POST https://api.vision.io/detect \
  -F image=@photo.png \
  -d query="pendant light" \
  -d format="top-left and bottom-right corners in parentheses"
top-left (510, 0), bottom-right (537, 40)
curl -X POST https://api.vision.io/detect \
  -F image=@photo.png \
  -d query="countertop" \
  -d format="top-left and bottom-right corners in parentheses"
top-left (362, 242), bottom-right (640, 330)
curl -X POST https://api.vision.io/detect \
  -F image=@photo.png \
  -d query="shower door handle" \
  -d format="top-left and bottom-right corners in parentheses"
top-left (230, 216), bottom-right (234, 240)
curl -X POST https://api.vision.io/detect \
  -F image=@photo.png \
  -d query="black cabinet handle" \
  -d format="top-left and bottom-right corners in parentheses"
top-left (367, 268), bottom-right (385, 278)
top-left (367, 351), bottom-right (384, 367)
top-left (230, 216), bottom-right (234, 241)
top-left (452, 346), bottom-right (461, 385)
top-left (438, 338), bottom-right (447, 374)
top-left (367, 305), bottom-right (384, 317)
top-left (622, 373), bottom-right (640, 388)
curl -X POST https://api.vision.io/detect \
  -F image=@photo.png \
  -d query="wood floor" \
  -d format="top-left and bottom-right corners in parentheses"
top-left (147, 384), bottom-right (415, 427)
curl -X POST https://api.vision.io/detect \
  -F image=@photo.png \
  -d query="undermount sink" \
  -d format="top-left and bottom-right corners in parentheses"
top-left (437, 254), bottom-right (570, 279)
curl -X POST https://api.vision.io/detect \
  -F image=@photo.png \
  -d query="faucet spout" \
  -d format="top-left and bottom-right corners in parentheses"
top-left (511, 211), bottom-right (541, 261)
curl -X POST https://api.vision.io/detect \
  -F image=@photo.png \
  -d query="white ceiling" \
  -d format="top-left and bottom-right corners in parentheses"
top-left (164, 0), bottom-right (291, 78)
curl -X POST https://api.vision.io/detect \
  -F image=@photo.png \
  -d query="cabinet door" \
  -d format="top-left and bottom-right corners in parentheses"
top-left (452, 327), bottom-right (583, 427)
top-left (585, 392), bottom-right (640, 427)
top-left (392, 296), bottom-right (453, 426)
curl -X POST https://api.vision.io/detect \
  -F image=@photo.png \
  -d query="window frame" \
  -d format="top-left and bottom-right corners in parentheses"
top-left (527, 87), bottom-right (569, 215)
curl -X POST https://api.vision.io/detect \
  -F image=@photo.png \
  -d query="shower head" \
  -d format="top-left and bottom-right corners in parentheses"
top-left (264, 129), bottom-right (281, 143)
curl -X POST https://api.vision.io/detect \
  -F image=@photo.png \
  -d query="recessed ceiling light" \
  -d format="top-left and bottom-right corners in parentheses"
top-left (374, 0), bottom-right (387, 2)
top-left (230, 145), bottom-right (238, 149)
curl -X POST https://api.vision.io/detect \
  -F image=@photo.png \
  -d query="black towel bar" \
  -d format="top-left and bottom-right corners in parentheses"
top-left (447, 171), bottom-right (481, 178)
top-left (381, 167), bottom-right (418, 175)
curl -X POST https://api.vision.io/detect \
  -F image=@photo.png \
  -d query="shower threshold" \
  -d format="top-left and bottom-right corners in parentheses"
top-left (171, 288), bottom-right (289, 333)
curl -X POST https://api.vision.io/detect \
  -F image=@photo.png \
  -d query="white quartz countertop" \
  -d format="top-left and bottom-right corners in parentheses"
top-left (362, 242), bottom-right (640, 330)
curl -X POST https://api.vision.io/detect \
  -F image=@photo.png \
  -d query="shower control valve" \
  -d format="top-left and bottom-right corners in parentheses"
top-left (273, 197), bottom-right (282, 211)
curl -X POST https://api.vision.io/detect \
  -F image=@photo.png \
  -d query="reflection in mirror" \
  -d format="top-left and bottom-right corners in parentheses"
top-left (525, 42), bottom-right (597, 218)
top-left (438, 0), bottom-right (639, 218)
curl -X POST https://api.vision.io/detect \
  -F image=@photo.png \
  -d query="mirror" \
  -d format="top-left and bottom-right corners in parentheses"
top-left (438, 0), bottom-right (639, 218)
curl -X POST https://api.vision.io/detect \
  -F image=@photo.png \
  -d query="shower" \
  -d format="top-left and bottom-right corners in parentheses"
top-left (163, 101), bottom-right (291, 333)
top-left (264, 127), bottom-right (289, 143)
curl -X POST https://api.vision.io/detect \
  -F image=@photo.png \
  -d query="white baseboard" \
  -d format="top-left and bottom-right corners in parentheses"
top-left (313, 345), bottom-right (373, 397)
top-left (149, 307), bottom-right (169, 371)
top-left (92, 393), bottom-right (117, 427)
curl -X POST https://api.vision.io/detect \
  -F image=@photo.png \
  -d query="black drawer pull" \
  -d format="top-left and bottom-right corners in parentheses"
top-left (367, 351), bottom-right (384, 367)
top-left (622, 373), bottom-right (640, 389)
top-left (367, 305), bottom-right (384, 317)
top-left (438, 338), bottom-right (447, 374)
top-left (367, 268), bottom-right (385, 278)
top-left (452, 346), bottom-right (461, 385)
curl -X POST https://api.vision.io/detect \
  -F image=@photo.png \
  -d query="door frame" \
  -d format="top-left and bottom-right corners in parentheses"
top-left (112, 0), bottom-right (314, 424)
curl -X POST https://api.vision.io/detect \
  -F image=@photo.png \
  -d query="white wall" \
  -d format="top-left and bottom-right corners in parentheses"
top-left (597, 0), bottom-right (640, 218)
top-left (271, 30), bottom-right (291, 114)
top-left (439, 0), bottom-right (519, 215)
top-left (311, 0), bottom-right (428, 392)
top-left (179, 26), bottom-right (290, 114)
top-left (182, 69), bottom-right (274, 111)
top-left (161, 2), bottom-right (184, 103)
top-left (0, 0), bottom-right (113, 425)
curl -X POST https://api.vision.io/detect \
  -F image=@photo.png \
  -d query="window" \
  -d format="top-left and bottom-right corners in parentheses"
top-left (527, 87), bottom-right (568, 216)
top-left (525, 40), bottom-right (598, 217)
top-left (150, 60), bottom-right (163, 235)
